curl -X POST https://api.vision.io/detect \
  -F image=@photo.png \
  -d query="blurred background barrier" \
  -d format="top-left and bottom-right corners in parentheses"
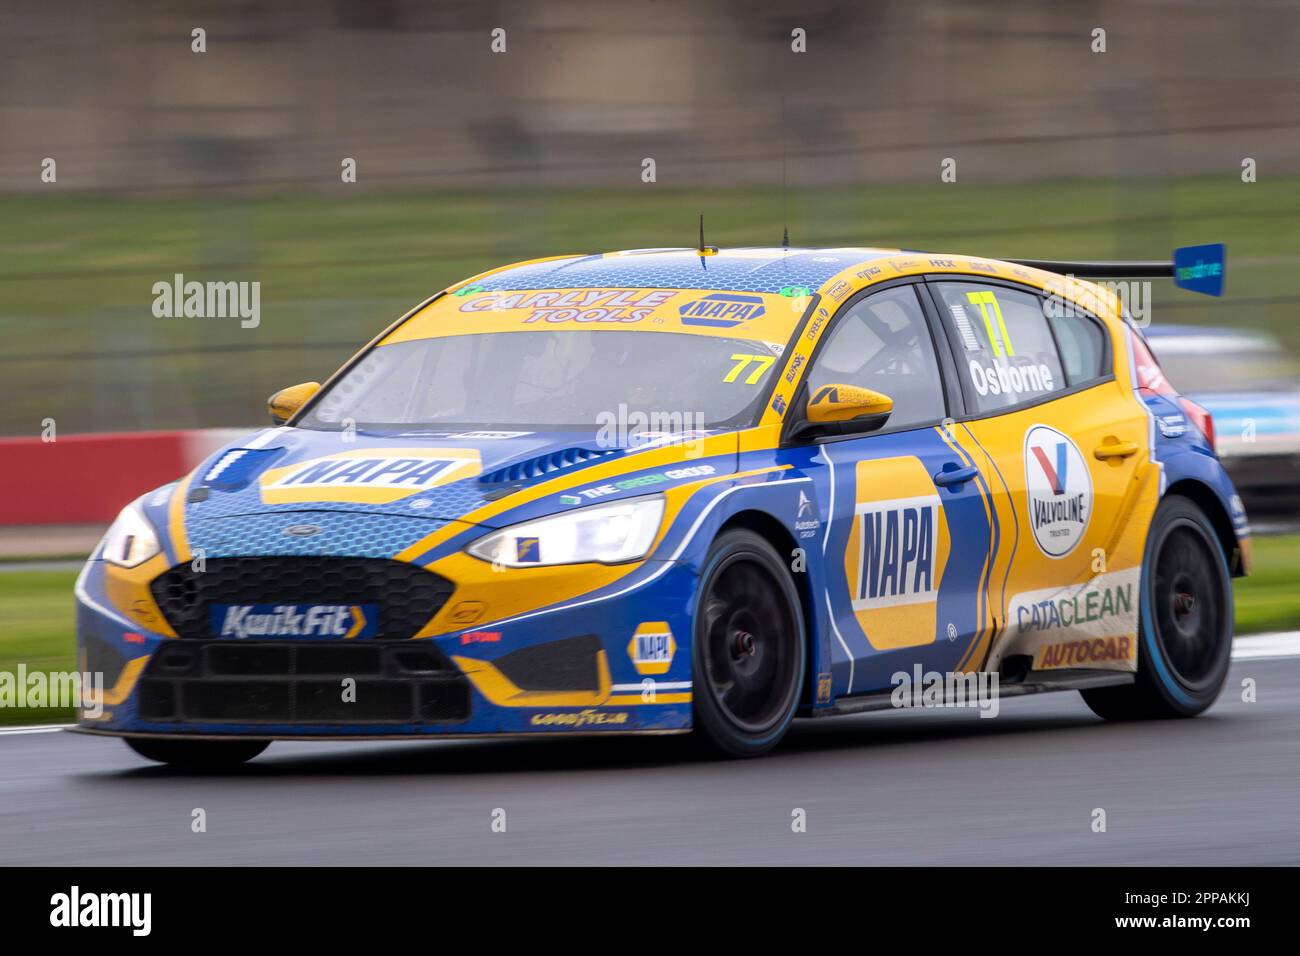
top-left (1, 0), bottom-right (1299, 437)
top-left (0, 429), bottom-right (243, 525)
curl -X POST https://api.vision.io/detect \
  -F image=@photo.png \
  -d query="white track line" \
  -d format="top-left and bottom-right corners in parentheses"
top-left (0, 723), bottom-right (74, 736)
top-left (1231, 631), bottom-right (1300, 660)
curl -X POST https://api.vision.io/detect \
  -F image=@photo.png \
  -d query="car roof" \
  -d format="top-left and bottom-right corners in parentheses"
top-left (468, 247), bottom-right (900, 295)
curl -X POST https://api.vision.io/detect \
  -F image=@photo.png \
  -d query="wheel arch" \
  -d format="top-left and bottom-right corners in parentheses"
top-left (1163, 478), bottom-right (1246, 577)
top-left (716, 509), bottom-right (821, 707)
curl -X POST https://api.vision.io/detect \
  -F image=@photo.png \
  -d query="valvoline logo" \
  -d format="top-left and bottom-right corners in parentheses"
top-left (1024, 424), bottom-right (1091, 557)
top-left (679, 293), bottom-right (766, 328)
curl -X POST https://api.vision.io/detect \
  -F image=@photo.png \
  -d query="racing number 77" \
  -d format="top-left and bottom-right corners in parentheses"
top-left (724, 353), bottom-right (776, 384)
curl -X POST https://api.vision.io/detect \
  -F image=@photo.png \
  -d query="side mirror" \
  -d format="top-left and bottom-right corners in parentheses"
top-left (267, 382), bottom-right (320, 425)
top-left (799, 384), bottom-right (893, 437)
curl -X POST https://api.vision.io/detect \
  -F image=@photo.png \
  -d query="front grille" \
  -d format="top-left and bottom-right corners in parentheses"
top-left (137, 640), bottom-right (470, 724)
top-left (150, 557), bottom-right (454, 640)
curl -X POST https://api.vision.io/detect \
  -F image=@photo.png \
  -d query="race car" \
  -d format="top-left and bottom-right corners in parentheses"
top-left (73, 243), bottom-right (1248, 764)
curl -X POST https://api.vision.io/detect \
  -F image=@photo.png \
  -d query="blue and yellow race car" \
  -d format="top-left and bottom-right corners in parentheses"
top-left (74, 244), bottom-right (1248, 763)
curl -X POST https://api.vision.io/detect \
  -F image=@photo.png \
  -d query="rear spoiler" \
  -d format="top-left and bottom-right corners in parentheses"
top-left (1003, 243), bottom-right (1225, 297)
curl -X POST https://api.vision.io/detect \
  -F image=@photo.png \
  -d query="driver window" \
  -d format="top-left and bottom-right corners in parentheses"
top-left (806, 285), bottom-right (946, 430)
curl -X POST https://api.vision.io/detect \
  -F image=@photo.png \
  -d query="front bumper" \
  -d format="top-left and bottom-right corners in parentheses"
top-left (75, 553), bottom-right (698, 738)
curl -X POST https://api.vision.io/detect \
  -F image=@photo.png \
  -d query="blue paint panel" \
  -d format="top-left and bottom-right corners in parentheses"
top-left (471, 248), bottom-right (892, 295)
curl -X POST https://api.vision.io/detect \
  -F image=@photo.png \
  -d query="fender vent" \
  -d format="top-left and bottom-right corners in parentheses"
top-left (477, 447), bottom-right (621, 487)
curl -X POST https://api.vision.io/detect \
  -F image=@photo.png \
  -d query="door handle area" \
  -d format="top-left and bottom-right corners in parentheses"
top-left (1094, 440), bottom-right (1140, 460)
top-left (933, 464), bottom-right (979, 487)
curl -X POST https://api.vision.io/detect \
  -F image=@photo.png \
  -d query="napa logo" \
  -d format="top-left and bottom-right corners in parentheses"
top-left (852, 494), bottom-right (942, 609)
top-left (212, 603), bottom-right (376, 639)
top-left (679, 293), bottom-right (766, 328)
top-left (628, 621), bottom-right (676, 675)
top-left (260, 447), bottom-right (480, 504)
top-left (842, 457), bottom-right (954, 652)
top-left (1024, 424), bottom-right (1091, 557)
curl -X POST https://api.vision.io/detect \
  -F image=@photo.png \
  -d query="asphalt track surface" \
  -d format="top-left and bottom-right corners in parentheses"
top-left (3, 650), bottom-right (1299, 866)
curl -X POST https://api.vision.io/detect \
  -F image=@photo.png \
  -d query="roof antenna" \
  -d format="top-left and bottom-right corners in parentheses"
top-left (697, 212), bottom-right (717, 264)
top-left (781, 92), bottom-right (789, 253)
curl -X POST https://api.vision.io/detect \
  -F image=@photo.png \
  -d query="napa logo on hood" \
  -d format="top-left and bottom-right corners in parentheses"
top-left (259, 447), bottom-right (481, 504)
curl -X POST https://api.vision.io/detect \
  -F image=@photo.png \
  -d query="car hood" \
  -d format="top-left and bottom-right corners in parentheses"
top-left (162, 425), bottom-right (737, 560)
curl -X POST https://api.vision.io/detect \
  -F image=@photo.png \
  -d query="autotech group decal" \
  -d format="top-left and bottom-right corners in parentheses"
top-left (1023, 424), bottom-right (1091, 557)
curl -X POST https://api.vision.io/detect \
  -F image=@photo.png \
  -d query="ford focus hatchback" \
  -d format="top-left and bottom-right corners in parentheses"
top-left (75, 245), bottom-right (1247, 764)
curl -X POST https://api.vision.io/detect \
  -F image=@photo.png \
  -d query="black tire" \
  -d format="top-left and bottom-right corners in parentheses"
top-left (691, 529), bottom-right (806, 757)
top-left (125, 737), bottom-right (269, 767)
top-left (1081, 495), bottom-right (1233, 720)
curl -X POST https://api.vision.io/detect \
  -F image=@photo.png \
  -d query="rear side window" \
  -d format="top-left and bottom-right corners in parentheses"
top-left (933, 282), bottom-right (1065, 414)
top-left (1046, 308), bottom-right (1108, 386)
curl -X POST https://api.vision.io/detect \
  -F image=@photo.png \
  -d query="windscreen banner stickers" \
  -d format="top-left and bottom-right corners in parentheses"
top-left (1173, 243), bottom-right (1225, 297)
top-left (212, 603), bottom-right (377, 639)
top-left (259, 448), bottom-right (481, 504)
top-left (387, 288), bottom-right (799, 345)
top-left (459, 288), bottom-right (675, 323)
top-left (1024, 425), bottom-right (1091, 557)
top-left (1002, 568), bottom-right (1139, 672)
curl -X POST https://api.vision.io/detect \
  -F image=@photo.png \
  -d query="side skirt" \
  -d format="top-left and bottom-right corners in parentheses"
top-left (809, 669), bottom-right (1135, 718)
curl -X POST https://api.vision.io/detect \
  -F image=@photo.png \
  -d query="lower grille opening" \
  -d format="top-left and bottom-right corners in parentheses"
top-left (493, 634), bottom-right (603, 691)
top-left (138, 640), bottom-right (471, 725)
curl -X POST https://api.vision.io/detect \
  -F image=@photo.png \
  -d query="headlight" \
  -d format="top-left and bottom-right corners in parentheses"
top-left (466, 494), bottom-right (666, 568)
top-left (101, 499), bottom-right (162, 568)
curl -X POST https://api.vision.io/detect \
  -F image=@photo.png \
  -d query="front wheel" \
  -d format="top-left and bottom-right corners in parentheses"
top-left (125, 737), bottom-right (269, 767)
top-left (1081, 495), bottom-right (1233, 720)
top-left (692, 529), bottom-right (806, 757)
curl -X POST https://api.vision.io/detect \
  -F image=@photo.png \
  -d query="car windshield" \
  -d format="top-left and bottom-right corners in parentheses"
top-left (1151, 335), bottom-right (1299, 394)
top-left (297, 330), bottom-right (784, 432)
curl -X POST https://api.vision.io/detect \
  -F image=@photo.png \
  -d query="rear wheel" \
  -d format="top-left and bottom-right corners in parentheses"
top-left (692, 529), bottom-right (805, 756)
top-left (1081, 495), bottom-right (1233, 720)
top-left (125, 737), bottom-right (269, 767)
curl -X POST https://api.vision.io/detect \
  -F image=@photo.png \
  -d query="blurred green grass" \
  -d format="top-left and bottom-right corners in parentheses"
top-left (2, 178), bottom-right (1298, 433)
top-left (0, 570), bottom-right (76, 725)
top-left (1234, 534), bottom-right (1300, 635)
top-left (2, 535), bottom-right (1297, 725)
